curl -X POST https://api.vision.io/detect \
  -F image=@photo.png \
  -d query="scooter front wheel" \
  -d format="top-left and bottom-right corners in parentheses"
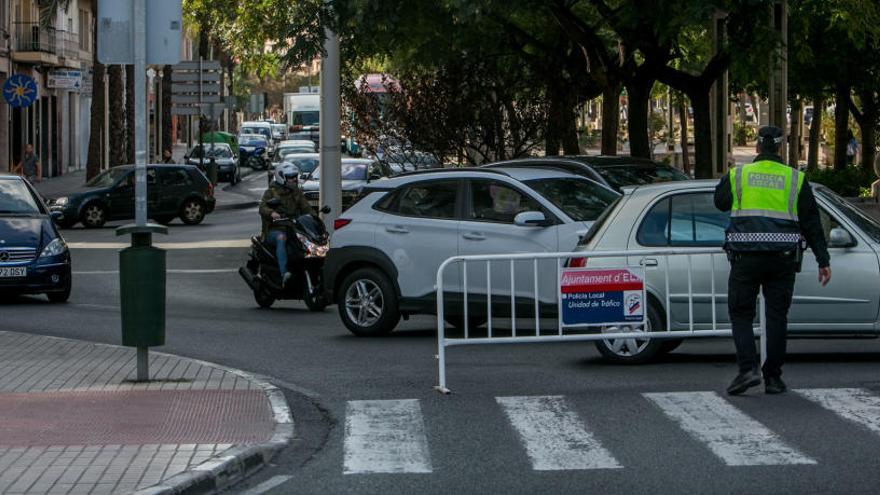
top-left (254, 289), bottom-right (275, 309)
top-left (304, 287), bottom-right (328, 312)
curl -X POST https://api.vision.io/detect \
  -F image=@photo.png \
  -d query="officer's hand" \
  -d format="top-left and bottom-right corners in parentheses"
top-left (270, 211), bottom-right (281, 220)
top-left (818, 266), bottom-right (831, 287)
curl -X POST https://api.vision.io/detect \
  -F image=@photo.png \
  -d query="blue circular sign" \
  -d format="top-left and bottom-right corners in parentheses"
top-left (3, 74), bottom-right (38, 108)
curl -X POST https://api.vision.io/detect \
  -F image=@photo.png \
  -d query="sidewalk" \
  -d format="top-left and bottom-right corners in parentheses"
top-left (0, 331), bottom-right (292, 495)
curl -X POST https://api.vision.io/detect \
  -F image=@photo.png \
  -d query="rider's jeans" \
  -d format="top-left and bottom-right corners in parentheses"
top-left (267, 230), bottom-right (287, 274)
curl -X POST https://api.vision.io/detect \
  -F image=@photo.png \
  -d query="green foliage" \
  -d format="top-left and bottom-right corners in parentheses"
top-left (806, 166), bottom-right (875, 197)
top-left (733, 122), bottom-right (756, 146)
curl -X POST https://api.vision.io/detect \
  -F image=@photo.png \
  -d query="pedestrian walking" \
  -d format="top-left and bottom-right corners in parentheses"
top-left (161, 149), bottom-right (176, 164)
top-left (12, 144), bottom-right (41, 183)
top-left (846, 130), bottom-right (858, 166)
top-left (714, 125), bottom-right (832, 396)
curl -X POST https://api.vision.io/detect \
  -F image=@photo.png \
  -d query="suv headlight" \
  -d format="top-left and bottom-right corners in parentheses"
top-left (40, 238), bottom-right (68, 258)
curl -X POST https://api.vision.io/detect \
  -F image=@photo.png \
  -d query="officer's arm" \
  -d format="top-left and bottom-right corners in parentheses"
top-left (798, 180), bottom-right (830, 268)
top-left (714, 174), bottom-right (733, 212)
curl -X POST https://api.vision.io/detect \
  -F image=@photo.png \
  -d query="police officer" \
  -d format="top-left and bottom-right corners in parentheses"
top-left (715, 126), bottom-right (832, 396)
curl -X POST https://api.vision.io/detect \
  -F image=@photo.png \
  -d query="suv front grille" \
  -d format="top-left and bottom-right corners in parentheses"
top-left (0, 247), bottom-right (37, 265)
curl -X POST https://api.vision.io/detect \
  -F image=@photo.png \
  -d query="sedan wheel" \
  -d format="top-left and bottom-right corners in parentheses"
top-left (179, 199), bottom-right (206, 225)
top-left (594, 300), bottom-right (667, 364)
top-left (338, 267), bottom-right (400, 337)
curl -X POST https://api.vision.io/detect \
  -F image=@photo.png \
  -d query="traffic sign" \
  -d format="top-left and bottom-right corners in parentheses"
top-left (170, 72), bottom-right (220, 83)
top-left (97, 0), bottom-right (182, 65)
top-left (171, 83), bottom-right (221, 94)
top-left (171, 94), bottom-right (222, 104)
top-left (559, 267), bottom-right (646, 327)
top-left (3, 74), bottom-right (38, 108)
top-left (172, 60), bottom-right (221, 71)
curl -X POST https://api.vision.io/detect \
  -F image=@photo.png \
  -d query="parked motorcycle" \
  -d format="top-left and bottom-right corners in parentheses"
top-left (239, 200), bottom-right (330, 310)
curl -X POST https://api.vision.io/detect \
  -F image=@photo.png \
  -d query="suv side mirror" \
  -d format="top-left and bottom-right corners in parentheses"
top-left (829, 227), bottom-right (855, 247)
top-left (514, 211), bottom-right (549, 227)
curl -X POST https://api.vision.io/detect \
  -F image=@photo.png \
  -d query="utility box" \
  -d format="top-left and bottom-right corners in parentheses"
top-left (118, 225), bottom-right (167, 347)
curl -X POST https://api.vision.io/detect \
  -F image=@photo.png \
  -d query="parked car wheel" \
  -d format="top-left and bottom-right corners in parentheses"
top-left (179, 199), bottom-right (206, 225)
top-left (338, 267), bottom-right (400, 337)
top-left (46, 279), bottom-right (71, 303)
top-left (254, 289), bottom-right (275, 308)
top-left (80, 202), bottom-right (107, 228)
top-left (594, 300), bottom-right (667, 364)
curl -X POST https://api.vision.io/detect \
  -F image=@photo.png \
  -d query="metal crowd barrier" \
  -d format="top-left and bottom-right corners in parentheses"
top-left (434, 249), bottom-right (766, 393)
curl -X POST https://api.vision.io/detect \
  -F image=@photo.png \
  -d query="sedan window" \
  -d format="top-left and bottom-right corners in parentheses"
top-left (638, 193), bottom-right (728, 247)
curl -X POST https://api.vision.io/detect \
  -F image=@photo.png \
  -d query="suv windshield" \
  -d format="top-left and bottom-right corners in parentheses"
top-left (241, 127), bottom-right (271, 140)
top-left (0, 179), bottom-right (41, 214)
top-left (817, 188), bottom-right (880, 243)
top-left (596, 165), bottom-right (689, 190)
top-left (286, 157), bottom-right (320, 174)
top-left (240, 136), bottom-right (268, 147)
top-left (524, 178), bottom-right (620, 222)
top-left (310, 163), bottom-right (368, 181)
top-left (86, 168), bottom-right (129, 188)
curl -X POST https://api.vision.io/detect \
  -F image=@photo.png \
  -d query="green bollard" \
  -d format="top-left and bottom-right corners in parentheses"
top-left (117, 224), bottom-right (168, 381)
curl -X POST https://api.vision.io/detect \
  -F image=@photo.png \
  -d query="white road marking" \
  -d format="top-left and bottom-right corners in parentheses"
top-left (344, 399), bottom-right (432, 474)
top-left (74, 269), bottom-right (237, 275)
top-left (797, 388), bottom-right (880, 435)
top-left (237, 475), bottom-right (293, 495)
top-left (249, 187), bottom-right (267, 192)
top-left (644, 391), bottom-right (816, 466)
top-left (496, 395), bottom-right (621, 470)
top-left (68, 239), bottom-right (250, 249)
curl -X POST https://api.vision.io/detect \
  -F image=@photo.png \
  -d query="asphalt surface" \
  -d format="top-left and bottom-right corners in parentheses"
top-left (5, 172), bottom-right (880, 494)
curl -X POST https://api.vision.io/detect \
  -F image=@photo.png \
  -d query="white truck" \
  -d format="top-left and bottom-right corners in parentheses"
top-left (283, 93), bottom-right (320, 146)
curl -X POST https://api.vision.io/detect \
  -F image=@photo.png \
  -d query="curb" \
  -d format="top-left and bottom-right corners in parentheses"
top-left (0, 331), bottom-right (294, 495)
top-left (214, 200), bottom-right (259, 212)
top-left (133, 353), bottom-right (294, 495)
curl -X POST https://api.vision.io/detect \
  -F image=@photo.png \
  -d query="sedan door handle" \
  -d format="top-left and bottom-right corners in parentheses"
top-left (462, 232), bottom-right (486, 241)
top-left (641, 258), bottom-right (659, 267)
top-left (385, 225), bottom-right (409, 234)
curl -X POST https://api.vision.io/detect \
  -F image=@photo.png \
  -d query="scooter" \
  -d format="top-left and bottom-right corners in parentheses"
top-left (239, 200), bottom-right (331, 311)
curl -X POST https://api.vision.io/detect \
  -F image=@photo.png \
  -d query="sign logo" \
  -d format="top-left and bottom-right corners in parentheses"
top-left (0, 251), bottom-right (9, 262)
top-left (3, 75), bottom-right (38, 108)
top-left (624, 291), bottom-right (643, 316)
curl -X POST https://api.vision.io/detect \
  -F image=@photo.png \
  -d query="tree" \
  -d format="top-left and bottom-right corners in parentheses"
top-left (85, 0), bottom-right (103, 179)
top-left (126, 66), bottom-right (135, 164)
top-left (108, 65), bottom-right (126, 168)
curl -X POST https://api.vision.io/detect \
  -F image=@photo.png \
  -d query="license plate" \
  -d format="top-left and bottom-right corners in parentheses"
top-left (0, 267), bottom-right (26, 278)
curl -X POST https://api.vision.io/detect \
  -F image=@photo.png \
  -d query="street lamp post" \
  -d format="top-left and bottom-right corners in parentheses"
top-left (319, 2), bottom-right (342, 230)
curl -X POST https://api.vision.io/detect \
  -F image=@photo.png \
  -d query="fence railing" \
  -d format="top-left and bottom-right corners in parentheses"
top-left (434, 249), bottom-right (766, 393)
top-left (13, 22), bottom-right (57, 54)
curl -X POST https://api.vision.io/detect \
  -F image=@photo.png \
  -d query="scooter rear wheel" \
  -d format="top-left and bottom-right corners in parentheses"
top-left (254, 289), bottom-right (275, 309)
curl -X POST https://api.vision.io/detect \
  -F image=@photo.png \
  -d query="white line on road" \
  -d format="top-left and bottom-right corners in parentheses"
top-left (797, 388), bottom-right (880, 435)
top-left (344, 399), bottom-right (433, 474)
top-left (495, 395), bottom-right (621, 470)
top-left (74, 269), bottom-right (237, 275)
top-left (68, 240), bottom-right (251, 249)
top-left (644, 391), bottom-right (816, 466)
top-left (249, 187), bottom-right (267, 192)
top-left (237, 475), bottom-right (293, 495)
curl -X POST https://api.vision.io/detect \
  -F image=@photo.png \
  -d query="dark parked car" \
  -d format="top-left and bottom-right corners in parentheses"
top-left (0, 175), bottom-right (71, 302)
top-left (184, 143), bottom-right (241, 184)
top-left (48, 165), bottom-right (216, 228)
top-left (300, 159), bottom-right (392, 211)
top-left (484, 156), bottom-right (690, 192)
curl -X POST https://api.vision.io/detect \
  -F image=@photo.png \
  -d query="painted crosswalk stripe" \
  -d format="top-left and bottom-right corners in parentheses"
top-left (496, 396), bottom-right (621, 470)
top-left (797, 388), bottom-right (880, 435)
top-left (343, 399), bottom-right (432, 474)
top-left (644, 391), bottom-right (815, 466)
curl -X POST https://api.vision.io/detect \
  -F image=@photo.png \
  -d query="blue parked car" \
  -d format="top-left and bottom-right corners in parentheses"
top-left (0, 175), bottom-right (71, 302)
top-left (238, 134), bottom-right (270, 170)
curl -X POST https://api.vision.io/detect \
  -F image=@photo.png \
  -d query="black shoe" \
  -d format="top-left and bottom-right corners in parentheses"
top-left (726, 369), bottom-right (762, 396)
top-left (282, 272), bottom-right (293, 287)
top-left (764, 376), bottom-right (787, 394)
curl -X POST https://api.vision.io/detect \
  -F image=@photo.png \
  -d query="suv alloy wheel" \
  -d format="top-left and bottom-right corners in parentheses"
top-left (338, 267), bottom-right (400, 336)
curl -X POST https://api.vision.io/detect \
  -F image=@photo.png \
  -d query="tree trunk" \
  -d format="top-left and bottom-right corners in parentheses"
top-left (126, 65), bottom-right (135, 164)
top-left (863, 122), bottom-right (877, 177)
top-left (545, 88), bottom-right (562, 156)
top-left (834, 83), bottom-right (851, 170)
top-left (86, 61), bottom-right (105, 179)
top-left (108, 65), bottom-right (126, 167)
top-left (690, 90), bottom-right (713, 179)
top-left (625, 78), bottom-right (653, 159)
top-left (679, 98), bottom-right (690, 175)
top-left (788, 98), bottom-right (803, 166)
top-left (601, 83), bottom-right (621, 156)
top-left (162, 66), bottom-right (173, 155)
top-left (807, 95), bottom-right (823, 171)
top-left (561, 88), bottom-right (580, 155)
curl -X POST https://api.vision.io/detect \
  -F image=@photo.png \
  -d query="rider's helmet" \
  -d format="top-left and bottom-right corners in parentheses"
top-left (274, 163), bottom-right (301, 189)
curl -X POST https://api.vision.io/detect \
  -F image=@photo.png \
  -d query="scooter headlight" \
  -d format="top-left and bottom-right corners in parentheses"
top-left (296, 233), bottom-right (328, 258)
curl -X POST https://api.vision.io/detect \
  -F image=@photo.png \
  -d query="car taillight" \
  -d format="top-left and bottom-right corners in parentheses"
top-left (568, 257), bottom-right (587, 268)
top-left (207, 182), bottom-right (214, 197)
top-left (334, 218), bottom-right (351, 230)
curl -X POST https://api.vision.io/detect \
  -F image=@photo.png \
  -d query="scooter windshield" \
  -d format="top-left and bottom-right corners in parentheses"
top-left (296, 214), bottom-right (327, 240)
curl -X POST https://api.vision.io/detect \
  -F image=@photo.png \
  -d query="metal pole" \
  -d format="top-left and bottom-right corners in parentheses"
top-left (198, 57), bottom-right (204, 172)
top-left (157, 70), bottom-right (162, 161)
top-left (133, 0), bottom-right (147, 227)
top-left (319, 0), bottom-right (342, 229)
top-left (103, 72), bottom-right (109, 170)
top-left (136, 346), bottom-right (149, 381)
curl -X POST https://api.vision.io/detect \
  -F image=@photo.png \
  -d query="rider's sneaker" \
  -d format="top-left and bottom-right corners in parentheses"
top-left (282, 272), bottom-right (293, 287)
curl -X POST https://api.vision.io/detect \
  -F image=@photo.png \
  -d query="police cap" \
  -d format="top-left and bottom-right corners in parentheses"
top-left (758, 125), bottom-right (784, 145)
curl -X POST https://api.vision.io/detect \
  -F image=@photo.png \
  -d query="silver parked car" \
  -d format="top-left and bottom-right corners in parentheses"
top-left (577, 180), bottom-right (879, 363)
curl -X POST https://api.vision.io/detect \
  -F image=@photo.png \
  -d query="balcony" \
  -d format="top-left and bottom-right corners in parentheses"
top-left (12, 22), bottom-right (59, 65)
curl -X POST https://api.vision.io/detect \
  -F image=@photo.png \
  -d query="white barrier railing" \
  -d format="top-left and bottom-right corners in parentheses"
top-left (434, 248), bottom-right (765, 393)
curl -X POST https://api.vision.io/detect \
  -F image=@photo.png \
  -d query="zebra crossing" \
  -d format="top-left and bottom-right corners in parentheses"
top-left (341, 387), bottom-right (880, 475)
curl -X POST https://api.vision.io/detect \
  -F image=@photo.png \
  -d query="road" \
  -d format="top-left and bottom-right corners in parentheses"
top-left (5, 172), bottom-right (880, 494)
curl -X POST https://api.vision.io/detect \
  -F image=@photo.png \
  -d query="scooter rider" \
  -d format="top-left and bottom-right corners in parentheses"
top-left (259, 164), bottom-right (314, 286)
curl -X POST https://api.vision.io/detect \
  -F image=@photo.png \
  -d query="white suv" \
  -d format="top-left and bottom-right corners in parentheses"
top-left (323, 168), bottom-right (620, 336)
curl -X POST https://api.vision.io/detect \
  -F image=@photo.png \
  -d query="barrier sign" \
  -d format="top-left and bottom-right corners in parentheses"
top-left (559, 267), bottom-right (645, 327)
